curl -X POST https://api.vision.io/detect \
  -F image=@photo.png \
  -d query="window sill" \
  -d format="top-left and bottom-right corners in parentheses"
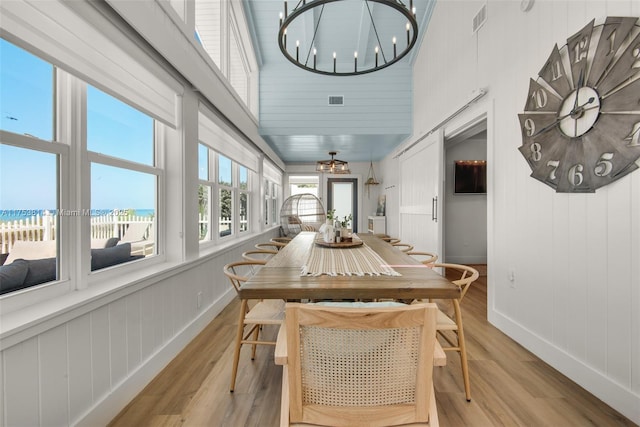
top-left (0, 227), bottom-right (281, 350)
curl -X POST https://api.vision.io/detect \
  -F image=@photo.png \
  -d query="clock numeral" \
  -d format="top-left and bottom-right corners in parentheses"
top-left (632, 43), bottom-right (640, 70)
top-left (530, 142), bottom-right (542, 161)
top-left (624, 122), bottom-right (640, 147)
top-left (530, 89), bottom-right (548, 109)
top-left (594, 153), bottom-right (614, 177)
top-left (548, 60), bottom-right (563, 81)
top-left (568, 164), bottom-right (585, 187)
top-left (524, 118), bottom-right (535, 137)
top-left (547, 160), bottom-right (560, 180)
top-left (573, 35), bottom-right (589, 63)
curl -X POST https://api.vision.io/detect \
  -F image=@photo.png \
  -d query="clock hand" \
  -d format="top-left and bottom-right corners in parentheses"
top-left (531, 97), bottom-right (596, 138)
top-left (572, 68), bottom-right (585, 112)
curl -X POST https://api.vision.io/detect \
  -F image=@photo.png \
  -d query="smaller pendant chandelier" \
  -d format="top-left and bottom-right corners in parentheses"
top-left (316, 151), bottom-right (350, 174)
top-left (364, 161), bottom-right (380, 197)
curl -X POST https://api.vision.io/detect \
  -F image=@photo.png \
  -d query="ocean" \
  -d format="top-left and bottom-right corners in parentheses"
top-left (0, 208), bottom-right (155, 223)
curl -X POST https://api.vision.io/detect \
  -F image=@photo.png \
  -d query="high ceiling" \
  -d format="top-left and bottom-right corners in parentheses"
top-left (243, 0), bottom-right (435, 163)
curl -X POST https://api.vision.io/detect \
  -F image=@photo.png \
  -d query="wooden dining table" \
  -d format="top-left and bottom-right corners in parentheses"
top-left (239, 232), bottom-right (461, 301)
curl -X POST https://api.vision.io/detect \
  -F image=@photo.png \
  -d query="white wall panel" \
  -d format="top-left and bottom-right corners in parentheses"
top-left (4, 338), bottom-right (39, 426)
top-left (39, 325), bottom-right (69, 425)
top-left (68, 314), bottom-right (93, 424)
top-left (109, 298), bottom-right (128, 387)
top-left (126, 292), bottom-right (142, 374)
top-left (384, 0), bottom-right (640, 421)
top-left (91, 306), bottom-right (111, 404)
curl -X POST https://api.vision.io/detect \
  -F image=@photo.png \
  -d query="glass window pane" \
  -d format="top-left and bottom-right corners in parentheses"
top-left (219, 188), bottom-right (232, 237)
top-left (218, 155), bottom-right (232, 186)
top-left (91, 163), bottom-right (156, 261)
top-left (239, 166), bottom-right (248, 190)
top-left (229, 27), bottom-right (248, 103)
top-left (264, 199), bottom-right (269, 225)
top-left (199, 184), bottom-right (210, 240)
top-left (240, 192), bottom-right (248, 232)
top-left (271, 198), bottom-right (277, 226)
top-left (264, 179), bottom-right (269, 196)
top-left (87, 86), bottom-right (154, 165)
top-left (195, 0), bottom-right (221, 67)
top-left (199, 144), bottom-right (209, 180)
top-left (0, 144), bottom-right (58, 288)
top-left (0, 39), bottom-right (54, 141)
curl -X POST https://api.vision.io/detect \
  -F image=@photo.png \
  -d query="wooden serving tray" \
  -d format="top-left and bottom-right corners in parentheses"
top-left (315, 238), bottom-right (363, 248)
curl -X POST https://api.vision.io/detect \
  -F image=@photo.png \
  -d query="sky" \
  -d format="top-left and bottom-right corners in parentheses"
top-left (1, 38), bottom-right (155, 215)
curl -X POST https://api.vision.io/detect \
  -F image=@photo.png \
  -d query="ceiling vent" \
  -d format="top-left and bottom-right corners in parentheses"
top-left (328, 95), bottom-right (344, 106)
top-left (472, 3), bottom-right (487, 34)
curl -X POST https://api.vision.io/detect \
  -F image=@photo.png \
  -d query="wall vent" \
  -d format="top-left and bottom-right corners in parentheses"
top-left (328, 95), bottom-right (344, 106)
top-left (472, 3), bottom-right (487, 34)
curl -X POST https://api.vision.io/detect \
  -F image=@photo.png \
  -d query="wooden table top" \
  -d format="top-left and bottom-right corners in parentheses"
top-left (239, 232), bottom-right (461, 301)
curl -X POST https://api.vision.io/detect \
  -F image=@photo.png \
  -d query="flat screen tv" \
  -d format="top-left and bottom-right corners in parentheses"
top-left (454, 160), bottom-right (487, 194)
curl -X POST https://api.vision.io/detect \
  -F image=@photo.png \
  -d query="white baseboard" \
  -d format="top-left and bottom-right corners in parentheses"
top-left (74, 289), bottom-right (236, 427)
top-left (488, 309), bottom-right (640, 425)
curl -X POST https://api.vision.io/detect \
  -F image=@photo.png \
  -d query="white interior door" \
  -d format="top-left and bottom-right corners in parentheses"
top-left (399, 130), bottom-right (443, 256)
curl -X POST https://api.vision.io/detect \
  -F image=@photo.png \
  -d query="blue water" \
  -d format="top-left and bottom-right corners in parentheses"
top-left (0, 208), bottom-right (155, 222)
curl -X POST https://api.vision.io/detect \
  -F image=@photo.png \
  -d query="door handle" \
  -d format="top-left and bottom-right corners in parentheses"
top-left (432, 196), bottom-right (438, 222)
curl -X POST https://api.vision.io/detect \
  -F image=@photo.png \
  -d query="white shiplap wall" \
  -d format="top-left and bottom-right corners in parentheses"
top-left (383, 0), bottom-right (640, 422)
top-left (0, 233), bottom-right (277, 426)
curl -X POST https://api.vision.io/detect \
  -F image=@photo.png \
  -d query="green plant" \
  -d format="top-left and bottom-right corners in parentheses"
top-left (340, 214), bottom-right (353, 228)
top-left (326, 209), bottom-right (336, 221)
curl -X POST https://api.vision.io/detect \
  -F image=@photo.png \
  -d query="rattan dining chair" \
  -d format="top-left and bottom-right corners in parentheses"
top-left (242, 249), bottom-right (278, 262)
top-left (380, 236), bottom-right (401, 245)
top-left (407, 251), bottom-right (439, 265)
top-left (256, 242), bottom-right (285, 252)
top-left (275, 302), bottom-right (440, 426)
top-left (392, 242), bottom-right (414, 252)
top-left (417, 263), bottom-right (479, 402)
top-left (271, 237), bottom-right (292, 245)
top-left (223, 260), bottom-right (285, 392)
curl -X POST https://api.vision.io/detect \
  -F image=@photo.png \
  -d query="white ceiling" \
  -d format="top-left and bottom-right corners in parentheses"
top-left (243, 0), bottom-right (436, 163)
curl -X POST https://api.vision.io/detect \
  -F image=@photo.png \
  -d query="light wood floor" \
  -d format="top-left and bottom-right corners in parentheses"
top-left (109, 268), bottom-right (635, 426)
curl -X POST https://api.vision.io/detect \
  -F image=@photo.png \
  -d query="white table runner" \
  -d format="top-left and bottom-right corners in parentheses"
top-left (301, 235), bottom-right (401, 277)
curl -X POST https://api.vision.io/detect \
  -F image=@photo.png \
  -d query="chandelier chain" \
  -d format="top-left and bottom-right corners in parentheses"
top-left (364, 0), bottom-right (387, 63)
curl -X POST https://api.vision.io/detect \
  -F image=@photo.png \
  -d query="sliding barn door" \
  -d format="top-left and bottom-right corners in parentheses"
top-left (399, 130), bottom-right (443, 257)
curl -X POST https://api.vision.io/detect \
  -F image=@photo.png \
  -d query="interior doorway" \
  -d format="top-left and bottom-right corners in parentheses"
top-left (443, 122), bottom-right (487, 265)
top-left (327, 178), bottom-right (358, 232)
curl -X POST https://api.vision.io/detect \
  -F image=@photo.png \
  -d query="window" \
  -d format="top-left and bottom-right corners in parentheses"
top-left (195, 0), bottom-right (222, 68)
top-left (87, 86), bottom-right (158, 260)
top-left (239, 166), bottom-right (249, 233)
top-left (229, 23), bottom-right (249, 104)
top-left (198, 143), bottom-right (211, 240)
top-left (198, 146), bottom-right (252, 242)
top-left (265, 179), bottom-right (279, 227)
top-left (0, 37), bottom-right (164, 298)
top-left (0, 39), bottom-right (59, 294)
top-left (289, 175), bottom-right (319, 197)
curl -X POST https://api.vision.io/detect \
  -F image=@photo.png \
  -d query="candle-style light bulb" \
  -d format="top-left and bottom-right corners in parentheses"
top-left (375, 45), bottom-right (379, 67)
top-left (406, 22), bottom-right (410, 45)
top-left (354, 51), bottom-right (358, 72)
top-left (333, 51), bottom-right (337, 73)
top-left (392, 36), bottom-right (397, 58)
top-left (296, 40), bottom-right (300, 62)
top-left (279, 12), bottom-right (283, 27)
top-left (284, 28), bottom-right (287, 49)
top-left (313, 47), bottom-right (317, 69)
top-left (412, 6), bottom-right (416, 16)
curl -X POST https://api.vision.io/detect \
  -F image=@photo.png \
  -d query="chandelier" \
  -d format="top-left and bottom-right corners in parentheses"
top-left (316, 151), bottom-right (350, 174)
top-left (278, 0), bottom-right (418, 76)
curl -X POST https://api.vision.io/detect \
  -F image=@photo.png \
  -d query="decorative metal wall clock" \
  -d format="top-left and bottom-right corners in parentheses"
top-left (518, 17), bottom-right (640, 192)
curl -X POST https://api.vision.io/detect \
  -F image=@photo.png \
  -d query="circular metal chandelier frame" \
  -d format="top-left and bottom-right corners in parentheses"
top-left (278, 0), bottom-right (418, 76)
